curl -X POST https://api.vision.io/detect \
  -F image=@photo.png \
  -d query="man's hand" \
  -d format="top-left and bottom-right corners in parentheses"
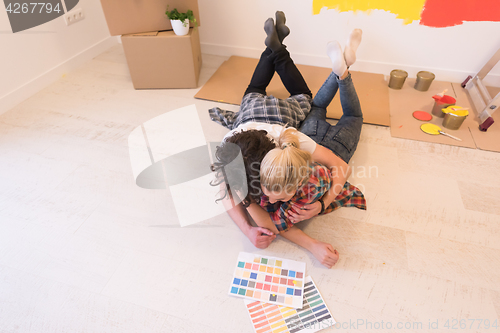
top-left (288, 201), bottom-right (322, 223)
top-left (310, 240), bottom-right (339, 268)
top-left (248, 227), bottom-right (276, 249)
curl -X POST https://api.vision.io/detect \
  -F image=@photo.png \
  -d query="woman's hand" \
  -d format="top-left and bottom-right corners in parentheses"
top-left (310, 240), bottom-right (339, 268)
top-left (288, 201), bottom-right (322, 223)
top-left (248, 227), bottom-right (276, 249)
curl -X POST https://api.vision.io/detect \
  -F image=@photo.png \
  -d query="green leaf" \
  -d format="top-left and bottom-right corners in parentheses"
top-left (165, 5), bottom-right (196, 26)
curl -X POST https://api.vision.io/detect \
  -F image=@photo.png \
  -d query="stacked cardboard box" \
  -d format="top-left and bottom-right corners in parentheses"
top-left (100, 0), bottom-right (202, 89)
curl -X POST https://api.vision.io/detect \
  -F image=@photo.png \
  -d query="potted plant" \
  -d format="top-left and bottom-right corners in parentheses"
top-left (165, 6), bottom-right (196, 36)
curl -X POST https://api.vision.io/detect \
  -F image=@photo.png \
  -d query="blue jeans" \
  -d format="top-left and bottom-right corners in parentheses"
top-left (299, 72), bottom-right (363, 163)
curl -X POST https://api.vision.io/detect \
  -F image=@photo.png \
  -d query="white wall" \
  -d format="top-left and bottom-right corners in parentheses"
top-left (2, 0), bottom-right (499, 115)
top-left (198, 0), bottom-right (500, 86)
top-left (0, 0), bottom-right (117, 114)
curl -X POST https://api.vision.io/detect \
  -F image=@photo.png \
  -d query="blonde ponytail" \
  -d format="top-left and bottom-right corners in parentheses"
top-left (260, 127), bottom-right (312, 193)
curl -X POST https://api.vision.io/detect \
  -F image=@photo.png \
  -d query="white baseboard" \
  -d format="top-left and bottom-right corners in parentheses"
top-left (201, 42), bottom-right (500, 87)
top-left (0, 36), bottom-right (120, 115)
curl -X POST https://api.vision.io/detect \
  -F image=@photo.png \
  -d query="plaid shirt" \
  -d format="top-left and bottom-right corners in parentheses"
top-left (260, 163), bottom-right (366, 232)
top-left (209, 92), bottom-right (312, 130)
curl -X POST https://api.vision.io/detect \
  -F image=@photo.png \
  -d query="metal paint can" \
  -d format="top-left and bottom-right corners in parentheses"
top-left (442, 107), bottom-right (469, 130)
top-left (431, 95), bottom-right (456, 118)
top-left (414, 71), bottom-right (435, 91)
top-left (389, 69), bottom-right (408, 89)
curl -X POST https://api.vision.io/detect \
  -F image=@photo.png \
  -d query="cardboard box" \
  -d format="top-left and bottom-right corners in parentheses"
top-left (121, 28), bottom-right (202, 89)
top-left (100, 0), bottom-right (201, 36)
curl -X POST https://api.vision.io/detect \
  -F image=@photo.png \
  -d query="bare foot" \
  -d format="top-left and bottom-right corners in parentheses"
top-left (344, 29), bottom-right (362, 67)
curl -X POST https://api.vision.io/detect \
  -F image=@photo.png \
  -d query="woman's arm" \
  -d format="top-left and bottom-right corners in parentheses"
top-left (288, 144), bottom-right (351, 222)
top-left (311, 144), bottom-right (350, 204)
top-left (247, 202), bottom-right (339, 268)
top-left (246, 203), bottom-right (280, 235)
top-left (221, 185), bottom-right (276, 248)
top-left (247, 196), bottom-right (340, 268)
top-left (280, 226), bottom-right (339, 268)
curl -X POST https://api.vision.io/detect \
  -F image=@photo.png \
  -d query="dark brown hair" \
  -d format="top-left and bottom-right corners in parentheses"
top-left (211, 129), bottom-right (276, 205)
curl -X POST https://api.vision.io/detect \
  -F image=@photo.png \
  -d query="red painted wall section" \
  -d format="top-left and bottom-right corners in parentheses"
top-left (420, 0), bottom-right (500, 27)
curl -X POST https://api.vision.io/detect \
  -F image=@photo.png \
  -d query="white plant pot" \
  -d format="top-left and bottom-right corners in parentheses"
top-left (170, 19), bottom-right (189, 36)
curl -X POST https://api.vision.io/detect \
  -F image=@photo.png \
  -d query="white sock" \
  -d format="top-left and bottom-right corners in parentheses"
top-left (326, 41), bottom-right (347, 77)
top-left (344, 29), bottom-right (362, 67)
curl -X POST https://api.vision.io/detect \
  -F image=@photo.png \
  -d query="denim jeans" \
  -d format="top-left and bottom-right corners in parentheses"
top-left (245, 47), bottom-right (312, 98)
top-left (299, 72), bottom-right (363, 163)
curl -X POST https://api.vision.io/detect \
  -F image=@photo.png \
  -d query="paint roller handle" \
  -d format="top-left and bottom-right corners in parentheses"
top-left (439, 130), bottom-right (462, 141)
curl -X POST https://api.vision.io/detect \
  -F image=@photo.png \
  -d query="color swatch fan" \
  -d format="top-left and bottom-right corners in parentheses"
top-left (244, 276), bottom-right (335, 333)
top-left (229, 252), bottom-right (307, 308)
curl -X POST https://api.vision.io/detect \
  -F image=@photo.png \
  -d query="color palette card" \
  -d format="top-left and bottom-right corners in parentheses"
top-left (244, 276), bottom-right (335, 333)
top-left (229, 252), bottom-right (306, 308)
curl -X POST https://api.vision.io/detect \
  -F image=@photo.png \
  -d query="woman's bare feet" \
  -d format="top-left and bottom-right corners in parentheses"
top-left (344, 29), bottom-right (362, 67)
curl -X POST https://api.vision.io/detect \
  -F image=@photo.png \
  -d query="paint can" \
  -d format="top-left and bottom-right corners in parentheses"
top-left (414, 71), bottom-right (435, 91)
top-left (431, 95), bottom-right (456, 118)
top-left (442, 106), bottom-right (469, 130)
top-left (388, 69), bottom-right (408, 89)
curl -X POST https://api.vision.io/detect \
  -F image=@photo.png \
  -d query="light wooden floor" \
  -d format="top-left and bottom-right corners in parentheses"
top-left (1, 45), bottom-right (500, 333)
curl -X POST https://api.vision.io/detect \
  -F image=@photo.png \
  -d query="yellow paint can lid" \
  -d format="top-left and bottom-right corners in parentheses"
top-left (442, 105), bottom-right (469, 117)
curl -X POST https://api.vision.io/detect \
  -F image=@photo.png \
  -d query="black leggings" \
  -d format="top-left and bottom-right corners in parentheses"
top-left (244, 47), bottom-right (312, 98)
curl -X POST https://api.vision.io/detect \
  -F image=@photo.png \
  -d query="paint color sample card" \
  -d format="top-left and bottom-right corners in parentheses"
top-left (244, 276), bottom-right (335, 333)
top-left (229, 252), bottom-right (306, 308)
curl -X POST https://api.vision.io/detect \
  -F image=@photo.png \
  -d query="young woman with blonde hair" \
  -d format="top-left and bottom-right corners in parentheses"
top-left (260, 127), bottom-right (312, 196)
